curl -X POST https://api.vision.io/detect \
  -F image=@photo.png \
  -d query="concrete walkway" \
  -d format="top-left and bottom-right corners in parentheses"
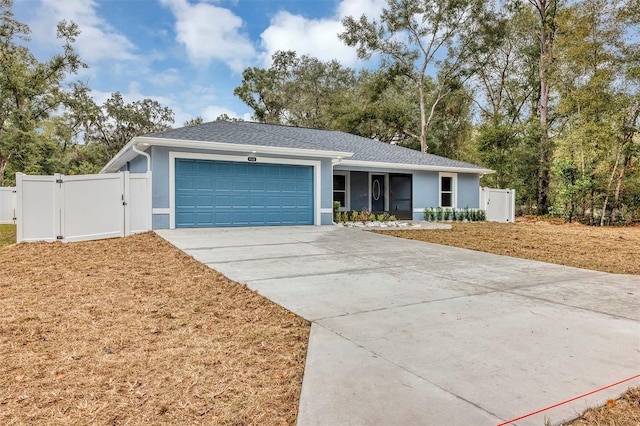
top-left (156, 226), bottom-right (640, 426)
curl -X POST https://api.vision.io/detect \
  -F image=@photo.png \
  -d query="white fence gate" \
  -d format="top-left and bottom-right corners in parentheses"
top-left (480, 187), bottom-right (516, 223)
top-left (16, 171), bottom-right (151, 243)
top-left (0, 187), bottom-right (16, 224)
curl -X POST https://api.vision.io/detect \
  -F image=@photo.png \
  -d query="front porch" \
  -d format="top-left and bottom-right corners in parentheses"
top-left (332, 170), bottom-right (414, 220)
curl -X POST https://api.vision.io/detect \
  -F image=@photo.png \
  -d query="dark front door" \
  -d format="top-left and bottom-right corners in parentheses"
top-left (371, 175), bottom-right (385, 212)
top-left (389, 174), bottom-right (412, 220)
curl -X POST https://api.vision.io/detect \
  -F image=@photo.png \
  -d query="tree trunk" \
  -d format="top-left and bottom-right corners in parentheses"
top-left (417, 75), bottom-right (428, 153)
top-left (530, 0), bottom-right (557, 215)
top-left (0, 156), bottom-right (9, 187)
top-left (600, 147), bottom-right (622, 226)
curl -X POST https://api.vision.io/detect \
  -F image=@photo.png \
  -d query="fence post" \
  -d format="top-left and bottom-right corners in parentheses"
top-left (16, 173), bottom-right (23, 243)
top-left (55, 173), bottom-right (64, 241)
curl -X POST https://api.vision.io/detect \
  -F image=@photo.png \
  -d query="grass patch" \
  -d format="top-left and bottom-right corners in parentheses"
top-left (0, 224), bottom-right (16, 248)
top-left (0, 232), bottom-right (309, 425)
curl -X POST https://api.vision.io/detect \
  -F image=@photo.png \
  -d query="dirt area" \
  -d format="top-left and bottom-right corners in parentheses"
top-left (375, 216), bottom-right (640, 275)
top-left (0, 232), bottom-right (309, 425)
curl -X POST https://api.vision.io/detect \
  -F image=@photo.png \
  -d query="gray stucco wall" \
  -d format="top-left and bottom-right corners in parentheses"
top-left (127, 155), bottom-right (149, 173)
top-left (457, 173), bottom-right (480, 209)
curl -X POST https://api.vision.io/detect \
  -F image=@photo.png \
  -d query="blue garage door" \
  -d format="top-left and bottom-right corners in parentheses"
top-left (175, 159), bottom-right (314, 227)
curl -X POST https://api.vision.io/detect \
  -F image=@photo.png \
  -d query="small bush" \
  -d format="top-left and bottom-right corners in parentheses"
top-left (333, 201), bottom-right (341, 223)
top-left (424, 208), bottom-right (434, 221)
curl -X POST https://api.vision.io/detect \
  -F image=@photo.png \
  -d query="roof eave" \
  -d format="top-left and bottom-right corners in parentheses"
top-left (338, 160), bottom-right (495, 175)
top-left (100, 136), bottom-right (355, 173)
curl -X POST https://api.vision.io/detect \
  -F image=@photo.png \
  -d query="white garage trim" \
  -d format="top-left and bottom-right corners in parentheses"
top-left (168, 151), bottom-right (322, 229)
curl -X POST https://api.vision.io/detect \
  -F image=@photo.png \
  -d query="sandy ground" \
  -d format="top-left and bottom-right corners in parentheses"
top-left (0, 232), bottom-right (309, 425)
top-left (1, 219), bottom-right (638, 425)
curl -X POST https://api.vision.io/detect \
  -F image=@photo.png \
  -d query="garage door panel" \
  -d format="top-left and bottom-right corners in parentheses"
top-left (197, 178), bottom-right (213, 190)
top-left (176, 176), bottom-right (195, 190)
top-left (196, 195), bottom-right (213, 206)
top-left (280, 180), bottom-right (297, 192)
top-left (176, 159), bottom-right (314, 227)
top-left (233, 180), bottom-right (249, 191)
top-left (176, 194), bottom-right (195, 208)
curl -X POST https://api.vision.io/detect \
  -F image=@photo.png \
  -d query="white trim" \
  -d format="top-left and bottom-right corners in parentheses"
top-left (439, 172), bottom-right (458, 208)
top-left (340, 159), bottom-right (493, 175)
top-left (320, 208), bottom-right (334, 214)
top-left (412, 208), bottom-right (425, 213)
top-left (102, 136), bottom-right (352, 173)
top-left (332, 171), bottom-right (350, 211)
top-left (169, 151), bottom-right (322, 228)
top-left (153, 208), bottom-right (171, 215)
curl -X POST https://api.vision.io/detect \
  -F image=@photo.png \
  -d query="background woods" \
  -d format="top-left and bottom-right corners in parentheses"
top-left (1, 0), bottom-right (638, 224)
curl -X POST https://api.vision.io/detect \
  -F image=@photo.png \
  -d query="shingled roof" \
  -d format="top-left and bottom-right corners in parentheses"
top-left (142, 120), bottom-right (489, 172)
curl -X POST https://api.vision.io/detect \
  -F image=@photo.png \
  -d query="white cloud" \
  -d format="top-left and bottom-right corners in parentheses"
top-left (259, 0), bottom-right (386, 67)
top-left (201, 105), bottom-right (242, 121)
top-left (159, 0), bottom-right (256, 72)
top-left (30, 0), bottom-right (136, 63)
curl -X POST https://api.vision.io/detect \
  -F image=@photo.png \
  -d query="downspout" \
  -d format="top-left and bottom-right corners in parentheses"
top-left (131, 143), bottom-right (153, 232)
top-left (132, 144), bottom-right (151, 172)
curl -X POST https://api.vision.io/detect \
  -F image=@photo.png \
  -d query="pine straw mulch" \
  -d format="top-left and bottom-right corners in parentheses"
top-left (373, 216), bottom-right (640, 275)
top-left (567, 387), bottom-right (640, 426)
top-left (0, 232), bottom-right (309, 425)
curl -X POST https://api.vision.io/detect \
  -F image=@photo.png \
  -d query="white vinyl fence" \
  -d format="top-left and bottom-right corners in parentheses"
top-left (0, 187), bottom-right (16, 224)
top-left (16, 171), bottom-right (151, 243)
top-left (480, 187), bottom-right (516, 223)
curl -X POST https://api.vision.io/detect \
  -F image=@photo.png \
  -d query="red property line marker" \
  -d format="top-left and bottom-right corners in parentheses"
top-left (497, 374), bottom-right (640, 426)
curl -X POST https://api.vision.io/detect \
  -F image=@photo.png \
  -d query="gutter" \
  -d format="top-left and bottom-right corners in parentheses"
top-left (337, 160), bottom-right (494, 175)
top-left (101, 136), bottom-right (354, 173)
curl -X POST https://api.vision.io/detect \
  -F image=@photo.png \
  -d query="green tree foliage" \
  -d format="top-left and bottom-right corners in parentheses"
top-left (551, 0), bottom-right (640, 224)
top-left (339, 0), bottom-right (504, 153)
top-left (0, 0), bottom-right (83, 185)
top-left (0, 1), bottom-right (175, 182)
top-left (234, 50), bottom-right (356, 128)
top-left (184, 116), bottom-right (204, 126)
top-left (83, 92), bottom-right (174, 163)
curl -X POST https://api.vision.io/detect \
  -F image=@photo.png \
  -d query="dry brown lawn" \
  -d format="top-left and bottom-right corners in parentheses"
top-left (375, 216), bottom-right (640, 275)
top-left (0, 232), bottom-right (309, 425)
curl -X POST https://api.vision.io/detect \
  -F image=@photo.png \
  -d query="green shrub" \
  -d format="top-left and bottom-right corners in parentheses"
top-left (333, 201), bottom-right (341, 223)
top-left (377, 214), bottom-right (385, 221)
top-left (341, 211), bottom-right (349, 223)
top-left (435, 207), bottom-right (443, 221)
top-left (424, 208), bottom-right (434, 221)
top-left (350, 211), bottom-right (359, 222)
top-left (443, 208), bottom-right (451, 221)
top-left (389, 215), bottom-right (397, 221)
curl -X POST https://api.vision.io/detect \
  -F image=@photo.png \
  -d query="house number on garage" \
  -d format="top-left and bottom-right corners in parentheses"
top-left (247, 157), bottom-right (257, 162)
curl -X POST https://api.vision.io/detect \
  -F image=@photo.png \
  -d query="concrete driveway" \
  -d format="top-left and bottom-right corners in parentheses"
top-left (156, 226), bottom-right (640, 426)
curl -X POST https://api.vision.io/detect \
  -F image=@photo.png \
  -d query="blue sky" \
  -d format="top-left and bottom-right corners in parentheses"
top-left (13, 0), bottom-right (386, 126)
